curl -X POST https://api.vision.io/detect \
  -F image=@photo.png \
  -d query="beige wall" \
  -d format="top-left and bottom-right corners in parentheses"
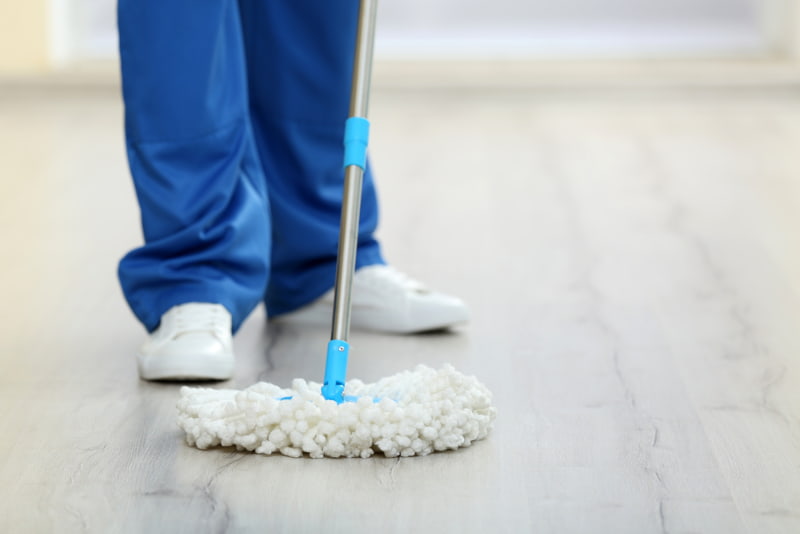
top-left (792, 0), bottom-right (800, 57)
top-left (0, 1), bottom-right (51, 74)
top-left (757, 0), bottom-right (800, 58)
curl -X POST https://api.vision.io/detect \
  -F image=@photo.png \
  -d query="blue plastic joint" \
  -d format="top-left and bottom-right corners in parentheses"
top-left (321, 340), bottom-right (350, 403)
top-left (343, 117), bottom-right (370, 170)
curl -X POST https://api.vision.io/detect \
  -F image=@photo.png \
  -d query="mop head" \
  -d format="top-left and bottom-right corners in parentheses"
top-left (177, 364), bottom-right (496, 458)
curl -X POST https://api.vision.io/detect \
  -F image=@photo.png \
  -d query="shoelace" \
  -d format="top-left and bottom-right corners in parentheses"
top-left (358, 265), bottom-right (429, 294)
top-left (171, 304), bottom-right (230, 338)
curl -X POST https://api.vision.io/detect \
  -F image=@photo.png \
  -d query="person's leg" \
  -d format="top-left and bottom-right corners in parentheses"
top-left (117, 0), bottom-right (271, 334)
top-left (237, 0), bottom-right (384, 318)
top-left (237, 0), bottom-right (469, 333)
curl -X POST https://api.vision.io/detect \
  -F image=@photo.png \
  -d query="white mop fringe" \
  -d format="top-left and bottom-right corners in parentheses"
top-left (177, 364), bottom-right (496, 458)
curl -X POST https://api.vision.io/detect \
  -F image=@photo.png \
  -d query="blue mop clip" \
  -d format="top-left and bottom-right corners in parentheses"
top-left (321, 339), bottom-right (355, 403)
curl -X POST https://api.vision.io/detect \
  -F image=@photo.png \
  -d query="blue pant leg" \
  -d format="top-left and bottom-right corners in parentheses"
top-left (117, 0), bottom-right (271, 332)
top-left (238, 0), bottom-right (385, 317)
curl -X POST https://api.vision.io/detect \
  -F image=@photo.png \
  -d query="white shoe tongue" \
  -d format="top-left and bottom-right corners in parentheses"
top-left (172, 305), bottom-right (229, 334)
top-left (362, 265), bottom-right (429, 292)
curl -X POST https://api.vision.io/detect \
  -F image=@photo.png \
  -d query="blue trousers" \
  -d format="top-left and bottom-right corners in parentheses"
top-left (117, 0), bottom-right (384, 333)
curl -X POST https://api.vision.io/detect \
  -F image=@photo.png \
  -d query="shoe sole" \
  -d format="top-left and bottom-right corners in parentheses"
top-left (137, 352), bottom-right (234, 381)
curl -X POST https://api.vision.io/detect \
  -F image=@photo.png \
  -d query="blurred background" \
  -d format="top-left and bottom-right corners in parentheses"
top-left (0, 0), bottom-right (797, 76)
top-left (2, 2), bottom-right (800, 532)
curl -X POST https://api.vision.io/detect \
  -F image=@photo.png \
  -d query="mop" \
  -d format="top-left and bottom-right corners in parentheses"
top-left (177, 0), bottom-right (496, 458)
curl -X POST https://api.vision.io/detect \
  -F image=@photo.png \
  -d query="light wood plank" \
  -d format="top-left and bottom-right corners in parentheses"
top-left (2, 83), bottom-right (800, 533)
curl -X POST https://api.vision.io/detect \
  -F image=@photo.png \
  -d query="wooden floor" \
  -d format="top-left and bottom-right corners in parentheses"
top-left (1, 78), bottom-right (800, 533)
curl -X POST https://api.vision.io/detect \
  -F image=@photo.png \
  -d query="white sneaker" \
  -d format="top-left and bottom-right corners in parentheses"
top-left (275, 265), bottom-right (469, 334)
top-left (137, 303), bottom-right (234, 381)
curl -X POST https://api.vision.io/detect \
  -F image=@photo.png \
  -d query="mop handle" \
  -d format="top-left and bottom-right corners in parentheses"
top-left (322, 0), bottom-right (378, 403)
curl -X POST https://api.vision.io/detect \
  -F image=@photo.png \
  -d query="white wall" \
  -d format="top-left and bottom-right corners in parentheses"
top-left (377, 0), bottom-right (765, 58)
top-left (53, 0), bottom-right (116, 63)
top-left (41, 0), bottom-right (790, 66)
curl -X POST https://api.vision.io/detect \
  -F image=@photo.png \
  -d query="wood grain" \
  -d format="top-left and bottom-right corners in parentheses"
top-left (1, 82), bottom-right (799, 533)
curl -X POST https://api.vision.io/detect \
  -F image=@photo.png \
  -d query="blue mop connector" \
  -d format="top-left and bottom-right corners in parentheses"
top-left (321, 340), bottom-right (350, 403)
top-left (343, 116), bottom-right (370, 170)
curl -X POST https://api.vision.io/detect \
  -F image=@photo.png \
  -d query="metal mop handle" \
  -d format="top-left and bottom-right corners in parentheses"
top-left (322, 0), bottom-right (378, 403)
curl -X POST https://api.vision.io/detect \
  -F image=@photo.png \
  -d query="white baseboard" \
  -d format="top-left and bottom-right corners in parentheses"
top-left (372, 58), bottom-right (800, 89)
top-left (3, 58), bottom-right (800, 91)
